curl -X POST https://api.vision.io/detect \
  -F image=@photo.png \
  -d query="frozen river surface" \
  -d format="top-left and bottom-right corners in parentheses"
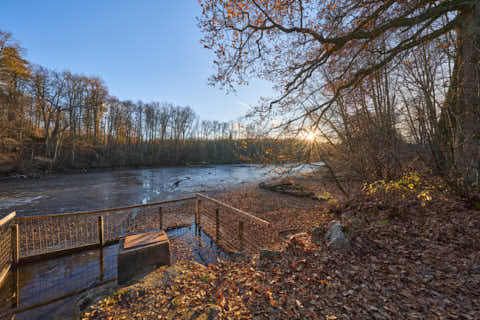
top-left (0, 164), bottom-right (277, 217)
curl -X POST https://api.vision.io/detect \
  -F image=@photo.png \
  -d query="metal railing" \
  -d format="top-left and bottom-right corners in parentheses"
top-left (0, 193), bottom-right (278, 281)
top-left (0, 212), bottom-right (16, 287)
top-left (0, 194), bottom-right (279, 319)
top-left (12, 197), bottom-right (195, 261)
top-left (195, 193), bottom-right (277, 253)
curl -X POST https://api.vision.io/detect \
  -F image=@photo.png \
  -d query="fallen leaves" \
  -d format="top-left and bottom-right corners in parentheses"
top-left (83, 182), bottom-right (480, 319)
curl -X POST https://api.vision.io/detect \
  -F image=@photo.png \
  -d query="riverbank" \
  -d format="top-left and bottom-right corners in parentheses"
top-left (0, 160), bottom-right (248, 181)
top-left (0, 164), bottom-right (282, 217)
top-left (80, 172), bottom-right (480, 319)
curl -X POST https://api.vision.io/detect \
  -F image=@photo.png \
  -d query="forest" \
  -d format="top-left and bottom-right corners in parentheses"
top-left (1, 1), bottom-right (480, 319)
top-left (197, 0), bottom-right (480, 198)
top-left (0, 30), bottom-right (279, 175)
top-left (81, 2), bottom-right (480, 318)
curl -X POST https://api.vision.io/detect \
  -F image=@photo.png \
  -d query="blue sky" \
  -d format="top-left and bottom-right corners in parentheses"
top-left (0, 0), bottom-right (274, 121)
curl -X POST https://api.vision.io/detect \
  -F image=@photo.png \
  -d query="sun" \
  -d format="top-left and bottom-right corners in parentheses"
top-left (305, 131), bottom-right (317, 142)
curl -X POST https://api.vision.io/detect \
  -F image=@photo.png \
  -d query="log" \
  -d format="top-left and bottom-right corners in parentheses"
top-left (259, 181), bottom-right (314, 197)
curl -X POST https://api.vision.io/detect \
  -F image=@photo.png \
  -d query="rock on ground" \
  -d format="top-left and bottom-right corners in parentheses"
top-left (311, 226), bottom-right (323, 245)
top-left (259, 180), bottom-right (314, 197)
top-left (341, 210), bottom-right (354, 219)
top-left (325, 220), bottom-right (351, 249)
top-left (259, 249), bottom-right (282, 261)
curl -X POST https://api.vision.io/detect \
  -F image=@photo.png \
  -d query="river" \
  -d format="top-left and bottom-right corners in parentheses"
top-left (0, 164), bottom-right (278, 217)
top-left (0, 164), bottom-right (282, 319)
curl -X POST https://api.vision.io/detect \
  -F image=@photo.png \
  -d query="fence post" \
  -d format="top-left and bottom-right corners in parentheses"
top-left (215, 206), bottom-right (220, 243)
top-left (158, 207), bottom-right (163, 230)
top-left (195, 198), bottom-right (200, 227)
top-left (10, 224), bottom-right (19, 265)
top-left (13, 267), bottom-right (19, 308)
top-left (98, 216), bottom-right (104, 247)
top-left (196, 198), bottom-right (201, 231)
top-left (238, 221), bottom-right (244, 252)
top-left (99, 247), bottom-right (104, 282)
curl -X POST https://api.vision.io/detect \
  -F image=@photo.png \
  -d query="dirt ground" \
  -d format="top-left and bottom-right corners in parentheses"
top-left (80, 174), bottom-right (480, 319)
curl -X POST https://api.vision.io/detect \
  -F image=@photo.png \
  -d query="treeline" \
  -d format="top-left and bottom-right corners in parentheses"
top-left (0, 30), bottom-right (265, 174)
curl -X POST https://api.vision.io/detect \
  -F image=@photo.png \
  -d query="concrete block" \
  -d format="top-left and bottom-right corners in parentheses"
top-left (118, 230), bottom-right (170, 285)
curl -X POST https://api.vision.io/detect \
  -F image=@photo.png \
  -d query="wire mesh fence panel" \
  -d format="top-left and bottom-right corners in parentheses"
top-left (0, 214), bottom-right (14, 278)
top-left (13, 197), bottom-right (196, 260)
top-left (16, 214), bottom-right (100, 258)
top-left (103, 210), bottom-right (132, 243)
top-left (160, 199), bottom-right (195, 230)
top-left (102, 198), bottom-right (196, 241)
top-left (197, 194), bottom-right (277, 253)
top-left (0, 197), bottom-right (228, 318)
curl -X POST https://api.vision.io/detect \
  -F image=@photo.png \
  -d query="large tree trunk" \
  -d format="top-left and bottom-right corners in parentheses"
top-left (440, 3), bottom-right (480, 191)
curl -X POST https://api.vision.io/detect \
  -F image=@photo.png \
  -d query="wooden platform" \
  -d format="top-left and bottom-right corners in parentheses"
top-left (118, 230), bottom-right (170, 284)
top-left (124, 231), bottom-right (168, 250)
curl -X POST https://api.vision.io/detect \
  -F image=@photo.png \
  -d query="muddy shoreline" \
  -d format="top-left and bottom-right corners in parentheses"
top-left (0, 161), bottom-right (249, 183)
top-left (0, 164), bottom-right (296, 217)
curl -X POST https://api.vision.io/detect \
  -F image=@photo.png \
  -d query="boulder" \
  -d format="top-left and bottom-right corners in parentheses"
top-left (311, 226), bottom-right (323, 245)
top-left (341, 211), bottom-right (354, 219)
top-left (259, 249), bottom-right (282, 261)
top-left (230, 251), bottom-right (250, 262)
top-left (325, 220), bottom-right (351, 249)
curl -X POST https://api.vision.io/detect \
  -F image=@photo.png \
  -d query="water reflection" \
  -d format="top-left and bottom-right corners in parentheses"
top-left (0, 165), bottom-right (278, 217)
top-left (0, 223), bottom-right (226, 320)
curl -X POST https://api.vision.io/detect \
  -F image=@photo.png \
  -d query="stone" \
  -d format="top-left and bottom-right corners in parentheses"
top-left (230, 251), bottom-right (250, 262)
top-left (324, 220), bottom-right (351, 249)
top-left (311, 226), bottom-right (323, 245)
top-left (341, 211), bottom-right (354, 219)
top-left (351, 217), bottom-right (362, 227)
top-left (159, 265), bottom-right (184, 286)
top-left (259, 249), bottom-right (282, 261)
top-left (259, 181), bottom-right (314, 197)
top-left (117, 230), bottom-right (171, 285)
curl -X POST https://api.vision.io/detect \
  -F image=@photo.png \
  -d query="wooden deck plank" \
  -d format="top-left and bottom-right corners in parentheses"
top-left (124, 230), bottom-right (168, 250)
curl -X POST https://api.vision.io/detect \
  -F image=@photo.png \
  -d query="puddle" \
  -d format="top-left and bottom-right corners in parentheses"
top-left (0, 223), bottom-right (228, 320)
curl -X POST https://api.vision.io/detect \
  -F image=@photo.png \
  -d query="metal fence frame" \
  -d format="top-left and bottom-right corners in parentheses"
top-left (0, 194), bottom-right (279, 319)
top-left (195, 193), bottom-right (277, 253)
top-left (6, 197), bottom-right (195, 264)
top-left (0, 212), bottom-right (16, 287)
top-left (0, 194), bottom-right (278, 286)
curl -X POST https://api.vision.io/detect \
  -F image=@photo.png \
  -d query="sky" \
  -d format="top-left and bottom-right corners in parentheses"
top-left (0, 0), bottom-right (274, 122)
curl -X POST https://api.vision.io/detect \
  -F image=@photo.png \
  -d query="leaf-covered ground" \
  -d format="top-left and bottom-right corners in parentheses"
top-left (82, 180), bottom-right (480, 319)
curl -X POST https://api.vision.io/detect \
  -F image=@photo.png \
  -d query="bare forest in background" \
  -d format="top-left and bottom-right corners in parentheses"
top-left (199, 0), bottom-right (480, 197)
top-left (0, 30), bottom-right (296, 175)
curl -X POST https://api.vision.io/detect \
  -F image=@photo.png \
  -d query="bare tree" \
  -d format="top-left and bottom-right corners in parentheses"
top-left (199, 0), bottom-right (480, 191)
